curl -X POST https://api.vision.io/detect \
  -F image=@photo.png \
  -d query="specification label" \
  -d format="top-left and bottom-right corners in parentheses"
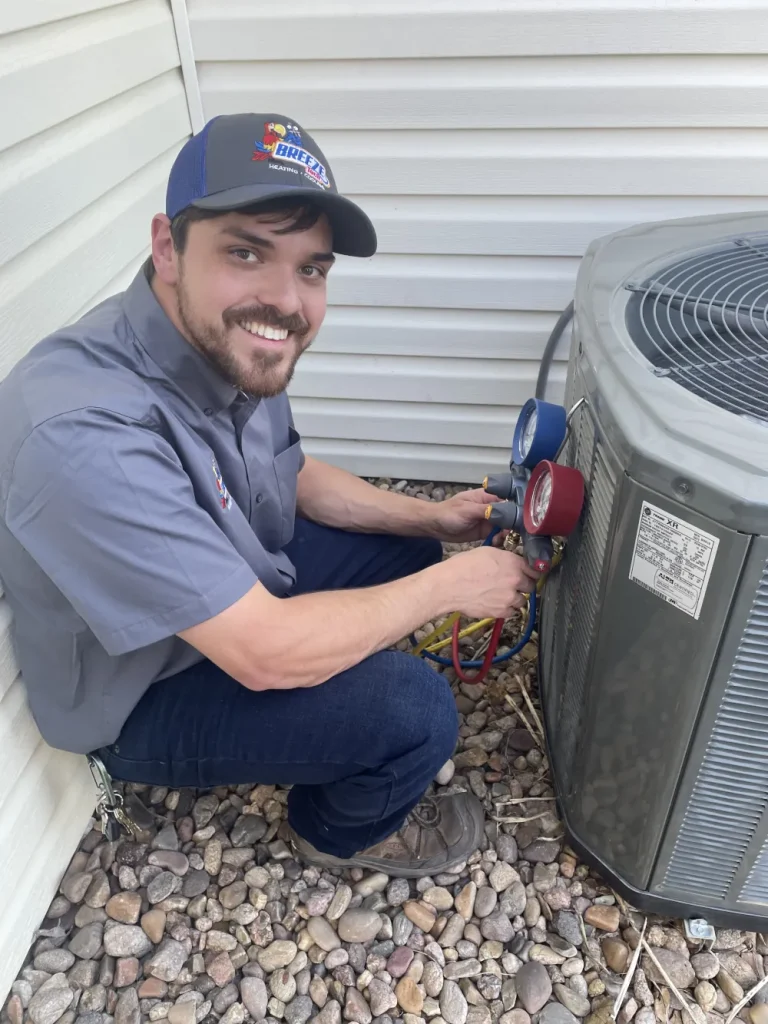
top-left (629, 501), bottom-right (719, 620)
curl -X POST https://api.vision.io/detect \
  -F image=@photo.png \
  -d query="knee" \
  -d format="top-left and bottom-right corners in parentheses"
top-left (384, 653), bottom-right (459, 762)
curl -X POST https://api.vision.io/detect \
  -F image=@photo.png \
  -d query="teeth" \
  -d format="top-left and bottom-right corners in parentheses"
top-left (240, 322), bottom-right (289, 341)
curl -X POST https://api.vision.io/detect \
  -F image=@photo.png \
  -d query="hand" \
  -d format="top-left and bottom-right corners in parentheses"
top-left (440, 546), bottom-right (541, 619)
top-left (430, 488), bottom-right (502, 543)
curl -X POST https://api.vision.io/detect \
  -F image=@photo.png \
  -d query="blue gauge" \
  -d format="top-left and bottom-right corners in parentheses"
top-left (512, 398), bottom-right (567, 468)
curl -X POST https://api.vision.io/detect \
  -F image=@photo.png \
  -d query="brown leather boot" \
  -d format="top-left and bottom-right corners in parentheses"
top-left (286, 791), bottom-right (485, 878)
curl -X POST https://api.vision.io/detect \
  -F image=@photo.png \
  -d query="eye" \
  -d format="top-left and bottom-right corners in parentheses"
top-left (299, 265), bottom-right (326, 279)
top-left (231, 248), bottom-right (258, 262)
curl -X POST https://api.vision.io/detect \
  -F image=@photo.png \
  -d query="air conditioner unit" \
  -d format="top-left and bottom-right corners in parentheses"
top-left (538, 210), bottom-right (768, 929)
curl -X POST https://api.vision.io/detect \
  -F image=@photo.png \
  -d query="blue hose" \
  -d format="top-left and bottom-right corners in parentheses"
top-left (412, 526), bottom-right (538, 669)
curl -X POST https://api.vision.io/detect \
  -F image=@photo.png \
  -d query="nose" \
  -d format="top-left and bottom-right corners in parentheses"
top-left (252, 263), bottom-right (301, 317)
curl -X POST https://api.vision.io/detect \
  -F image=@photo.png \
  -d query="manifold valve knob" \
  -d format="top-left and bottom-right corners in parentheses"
top-left (485, 501), bottom-right (523, 530)
top-left (484, 472), bottom-right (515, 499)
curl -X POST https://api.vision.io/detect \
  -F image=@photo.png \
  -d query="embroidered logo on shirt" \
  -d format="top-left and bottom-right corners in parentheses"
top-left (212, 457), bottom-right (232, 511)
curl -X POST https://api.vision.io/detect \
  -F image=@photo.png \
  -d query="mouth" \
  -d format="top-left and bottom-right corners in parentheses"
top-left (237, 320), bottom-right (292, 347)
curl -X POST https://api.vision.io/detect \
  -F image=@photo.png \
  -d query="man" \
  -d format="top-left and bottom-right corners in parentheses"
top-left (0, 113), bottom-right (538, 876)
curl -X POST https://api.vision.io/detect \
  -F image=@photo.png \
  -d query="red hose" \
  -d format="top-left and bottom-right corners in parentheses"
top-left (452, 617), bottom-right (505, 684)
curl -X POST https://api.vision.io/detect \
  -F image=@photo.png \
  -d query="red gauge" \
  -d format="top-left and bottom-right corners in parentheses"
top-left (523, 461), bottom-right (585, 537)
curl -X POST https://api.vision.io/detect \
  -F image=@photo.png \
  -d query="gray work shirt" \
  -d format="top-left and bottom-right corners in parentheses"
top-left (0, 262), bottom-right (304, 754)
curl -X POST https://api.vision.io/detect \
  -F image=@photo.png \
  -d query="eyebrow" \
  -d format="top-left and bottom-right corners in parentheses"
top-left (222, 227), bottom-right (336, 264)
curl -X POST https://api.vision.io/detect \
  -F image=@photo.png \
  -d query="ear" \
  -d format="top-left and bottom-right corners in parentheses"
top-left (150, 213), bottom-right (180, 286)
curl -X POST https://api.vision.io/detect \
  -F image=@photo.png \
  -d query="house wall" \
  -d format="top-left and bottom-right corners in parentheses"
top-left (0, 0), bottom-right (191, 996)
top-left (188, 0), bottom-right (768, 481)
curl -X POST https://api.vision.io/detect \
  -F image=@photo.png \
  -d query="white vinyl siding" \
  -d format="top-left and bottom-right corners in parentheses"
top-left (0, 0), bottom-right (190, 998)
top-left (189, 0), bottom-right (768, 481)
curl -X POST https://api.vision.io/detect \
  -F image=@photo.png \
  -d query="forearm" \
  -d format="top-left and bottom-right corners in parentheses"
top-left (254, 560), bottom-right (457, 690)
top-left (296, 456), bottom-right (438, 537)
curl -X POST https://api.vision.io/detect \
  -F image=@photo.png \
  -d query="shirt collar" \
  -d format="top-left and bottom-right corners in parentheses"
top-left (123, 260), bottom-right (241, 414)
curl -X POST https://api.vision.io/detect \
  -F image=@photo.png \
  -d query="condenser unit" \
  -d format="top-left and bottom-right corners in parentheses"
top-left (539, 210), bottom-right (768, 928)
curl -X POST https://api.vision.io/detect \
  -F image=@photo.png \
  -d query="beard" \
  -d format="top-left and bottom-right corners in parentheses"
top-left (176, 275), bottom-right (312, 399)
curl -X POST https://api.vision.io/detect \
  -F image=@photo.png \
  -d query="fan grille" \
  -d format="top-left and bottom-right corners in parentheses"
top-left (625, 233), bottom-right (768, 422)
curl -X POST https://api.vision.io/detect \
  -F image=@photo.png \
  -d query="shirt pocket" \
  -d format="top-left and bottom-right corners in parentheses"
top-left (273, 426), bottom-right (303, 546)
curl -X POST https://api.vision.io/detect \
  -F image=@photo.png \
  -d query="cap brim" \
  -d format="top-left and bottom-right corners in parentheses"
top-left (188, 185), bottom-right (377, 258)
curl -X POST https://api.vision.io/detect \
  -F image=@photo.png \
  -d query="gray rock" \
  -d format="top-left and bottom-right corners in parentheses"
top-left (387, 879), bottom-right (411, 907)
top-left (114, 988), bottom-right (140, 1024)
top-left (474, 888), bottom-right (498, 919)
top-left (480, 912), bottom-right (514, 943)
top-left (29, 978), bottom-right (74, 1024)
top-left (445, 960), bottom-right (482, 980)
top-left (393, 912), bottom-right (414, 946)
top-left (423, 962), bottom-right (445, 998)
top-left (521, 841), bottom-right (559, 864)
top-left (35, 951), bottom-right (76, 974)
top-left (315, 1000), bottom-right (342, 1024)
top-left (307, 917), bottom-right (341, 952)
top-left (644, 949), bottom-right (695, 991)
top-left (691, 952), bottom-right (720, 981)
top-left (220, 881), bottom-right (248, 910)
top-left (147, 851), bottom-right (189, 877)
top-left (193, 794), bottom-right (219, 828)
top-left (369, 980), bottom-right (396, 1017)
top-left (338, 909), bottom-right (382, 944)
top-left (152, 824), bottom-right (180, 851)
top-left (213, 985), bottom-right (240, 1015)
top-left (145, 940), bottom-right (188, 982)
top-left (231, 815), bottom-right (268, 847)
top-left (270, 970), bottom-right (297, 1003)
top-left (68, 924), bottom-right (104, 961)
top-left (717, 952), bottom-right (758, 988)
top-left (304, 889), bottom-right (335, 917)
top-left (436, 761), bottom-right (456, 786)
top-left (539, 1004), bottom-right (579, 1024)
top-left (182, 869), bottom-right (210, 898)
top-left (497, 835), bottom-right (518, 864)
top-left (61, 873), bottom-right (93, 904)
top-left (258, 941), bottom-right (299, 972)
top-left (500, 883), bottom-right (527, 920)
top-left (240, 978), bottom-right (268, 1020)
top-left (148, 872), bottom-right (178, 904)
top-left (554, 985), bottom-right (590, 1018)
top-left (344, 987), bottom-right (372, 1024)
top-left (326, 885), bottom-right (353, 922)
top-left (285, 996), bottom-right (314, 1024)
top-left (440, 981), bottom-right (468, 1024)
top-left (553, 912), bottom-right (582, 948)
top-left (102, 925), bottom-right (152, 959)
top-left (489, 863), bottom-right (519, 893)
top-left (515, 962), bottom-right (552, 1015)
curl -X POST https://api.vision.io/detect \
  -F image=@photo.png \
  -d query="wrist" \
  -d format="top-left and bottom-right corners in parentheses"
top-left (420, 558), bottom-right (461, 617)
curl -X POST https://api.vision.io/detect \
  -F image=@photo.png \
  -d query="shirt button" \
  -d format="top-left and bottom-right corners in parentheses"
top-left (255, 493), bottom-right (264, 504)
top-left (204, 407), bottom-right (214, 417)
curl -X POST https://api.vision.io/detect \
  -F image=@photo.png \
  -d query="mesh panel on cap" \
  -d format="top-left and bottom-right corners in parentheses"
top-left (165, 119), bottom-right (218, 219)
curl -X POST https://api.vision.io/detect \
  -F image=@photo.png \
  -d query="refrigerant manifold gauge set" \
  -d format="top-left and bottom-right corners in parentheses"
top-left (483, 398), bottom-right (586, 570)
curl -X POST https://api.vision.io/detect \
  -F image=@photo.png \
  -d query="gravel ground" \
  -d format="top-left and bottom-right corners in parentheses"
top-left (3, 480), bottom-right (767, 1024)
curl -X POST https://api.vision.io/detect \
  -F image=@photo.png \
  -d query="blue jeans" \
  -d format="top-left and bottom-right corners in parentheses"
top-left (97, 519), bottom-right (458, 857)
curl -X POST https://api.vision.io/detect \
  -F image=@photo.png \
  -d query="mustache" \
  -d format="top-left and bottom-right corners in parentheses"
top-left (223, 304), bottom-right (310, 337)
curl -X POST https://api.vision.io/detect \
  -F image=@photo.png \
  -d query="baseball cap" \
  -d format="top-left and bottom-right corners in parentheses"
top-left (165, 113), bottom-right (377, 258)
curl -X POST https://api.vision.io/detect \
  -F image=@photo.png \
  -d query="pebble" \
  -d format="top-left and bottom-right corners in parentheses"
top-left (644, 950), bottom-right (695, 991)
top-left (516, 962), bottom-right (552, 1015)
top-left (554, 985), bottom-right (590, 1018)
top-left (396, 978), bottom-right (425, 1015)
top-left (344, 986), bottom-right (372, 1024)
top-left (338, 909), bottom-right (383, 943)
top-left (440, 980), bottom-right (469, 1024)
top-left (716, 968), bottom-right (744, 1004)
top-left (105, 893), bottom-right (142, 925)
top-left (480, 911), bottom-right (514, 943)
top-left (602, 938), bottom-right (630, 974)
top-left (240, 977), bottom-right (268, 1020)
top-left (540, 1004), bottom-right (580, 1024)
top-left (489, 863), bottom-right (519, 892)
top-left (553, 913), bottom-right (583, 948)
top-left (474, 889), bottom-right (498, 919)
top-left (69, 922), bottom-right (105, 960)
top-left (423, 887), bottom-right (455, 912)
top-left (28, 977), bottom-right (74, 1024)
top-left (258, 940), bottom-right (299, 972)
top-left (403, 901), bottom-right (437, 932)
top-left (423, 962), bottom-right (445, 998)
top-left (146, 939), bottom-right (188, 982)
top-left (34, 951), bottom-right (76, 973)
top-left (583, 906), bottom-right (620, 932)
top-left (691, 952), bottom-right (720, 981)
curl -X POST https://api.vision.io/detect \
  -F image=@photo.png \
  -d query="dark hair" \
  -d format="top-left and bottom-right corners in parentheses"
top-left (170, 196), bottom-right (325, 253)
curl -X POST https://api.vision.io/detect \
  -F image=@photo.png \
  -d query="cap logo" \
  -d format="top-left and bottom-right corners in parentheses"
top-left (252, 121), bottom-right (330, 190)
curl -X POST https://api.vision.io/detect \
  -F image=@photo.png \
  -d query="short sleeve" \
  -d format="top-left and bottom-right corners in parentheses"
top-left (4, 410), bottom-right (258, 656)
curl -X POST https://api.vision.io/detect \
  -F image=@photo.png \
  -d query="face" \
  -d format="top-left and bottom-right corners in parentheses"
top-left (151, 208), bottom-right (334, 398)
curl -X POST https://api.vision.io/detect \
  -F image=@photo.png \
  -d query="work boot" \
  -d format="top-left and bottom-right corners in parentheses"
top-left (286, 791), bottom-right (485, 878)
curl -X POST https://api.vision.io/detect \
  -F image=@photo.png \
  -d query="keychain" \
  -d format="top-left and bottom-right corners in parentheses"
top-left (87, 754), bottom-right (142, 841)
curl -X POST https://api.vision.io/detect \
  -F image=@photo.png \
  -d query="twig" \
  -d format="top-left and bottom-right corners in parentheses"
top-left (518, 675), bottom-right (546, 741)
top-left (640, 938), bottom-right (700, 1024)
top-left (724, 974), bottom-right (768, 1024)
top-left (613, 918), bottom-right (648, 1019)
top-left (504, 694), bottom-right (543, 749)
top-left (492, 811), bottom-right (551, 824)
top-left (495, 796), bottom-right (555, 804)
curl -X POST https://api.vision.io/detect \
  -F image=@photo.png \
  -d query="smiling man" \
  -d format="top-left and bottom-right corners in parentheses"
top-left (0, 113), bottom-right (538, 876)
